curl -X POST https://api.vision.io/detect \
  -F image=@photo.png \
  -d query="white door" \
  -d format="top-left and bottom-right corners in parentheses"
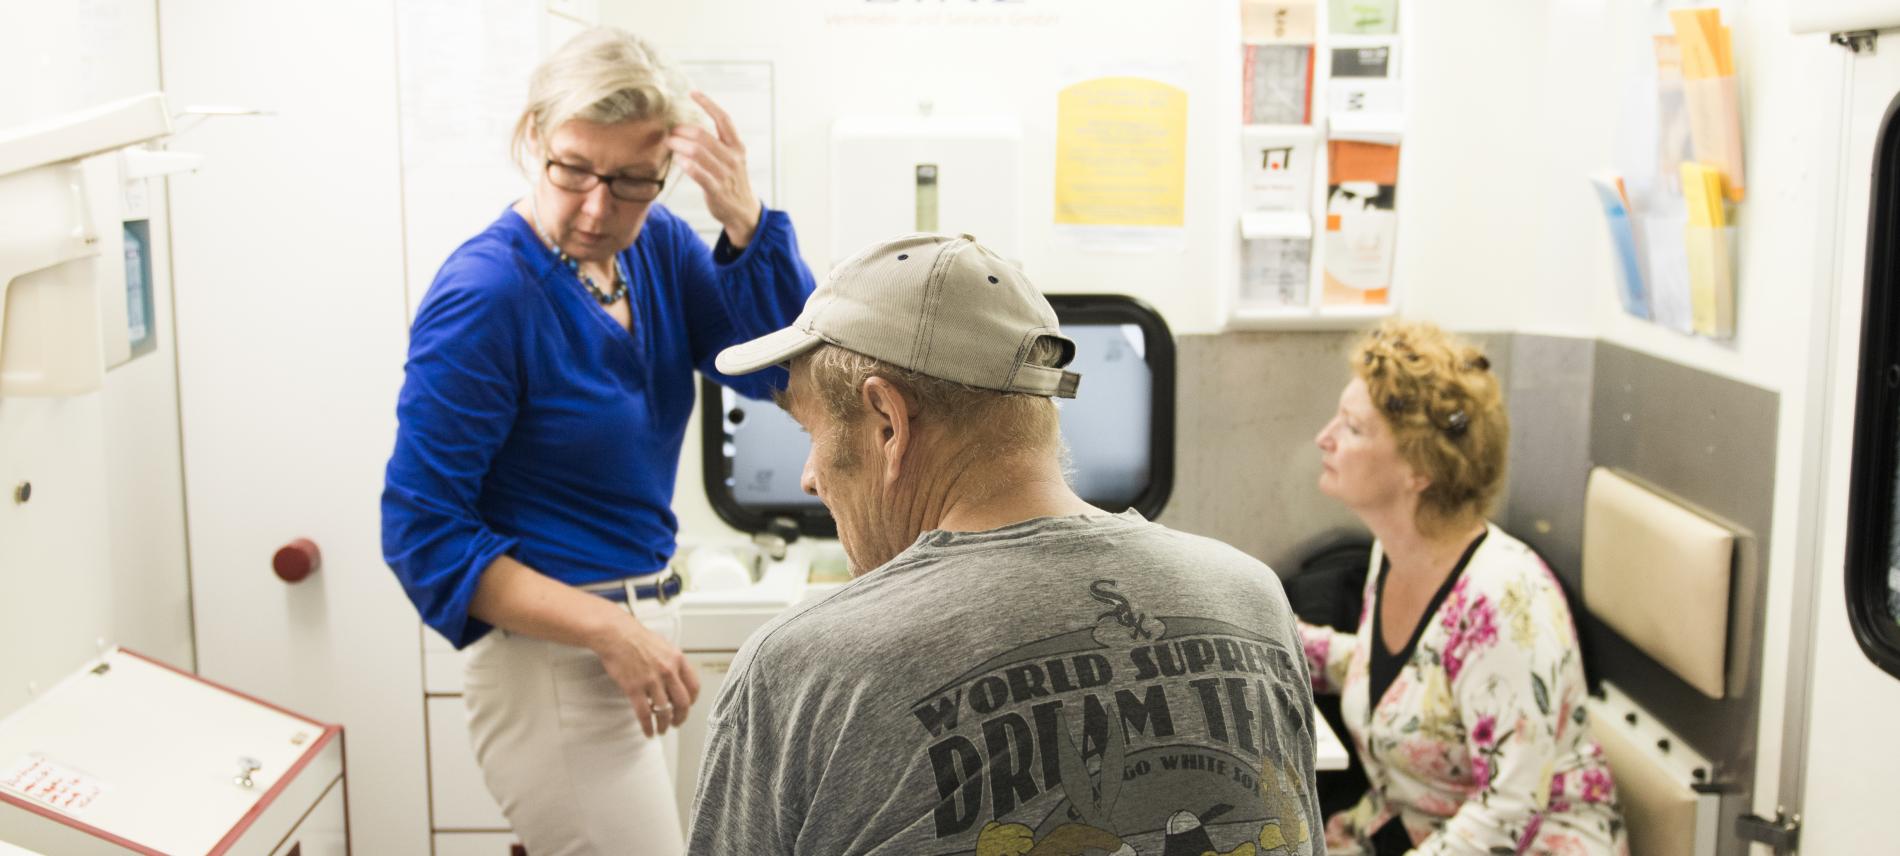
top-left (158, 1), bottom-right (428, 853)
top-left (1794, 29), bottom-right (1900, 855)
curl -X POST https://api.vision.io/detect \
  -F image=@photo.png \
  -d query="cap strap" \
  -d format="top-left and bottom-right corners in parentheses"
top-left (1012, 364), bottom-right (1082, 399)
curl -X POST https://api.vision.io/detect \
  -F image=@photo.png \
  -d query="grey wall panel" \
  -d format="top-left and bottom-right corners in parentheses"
top-left (1163, 329), bottom-right (1514, 574)
top-left (1500, 334), bottom-right (1597, 594)
top-left (1170, 331), bottom-right (1774, 856)
top-left (1588, 342), bottom-right (1778, 856)
top-left (1161, 331), bottom-right (1367, 574)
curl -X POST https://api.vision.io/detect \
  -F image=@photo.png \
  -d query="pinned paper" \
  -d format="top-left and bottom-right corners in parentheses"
top-left (1242, 0), bottom-right (1316, 42)
top-left (1242, 126), bottom-right (1318, 211)
top-left (2, 754), bottom-right (106, 817)
top-left (1323, 140), bottom-right (1399, 305)
top-left (1670, 8), bottom-right (1744, 201)
top-left (1679, 161), bottom-right (1735, 337)
top-left (1054, 77), bottom-right (1189, 229)
top-left (1329, 0), bottom-right (1397, 35)
top-left (1589, 171), bottom-right (1650, 320)
top-left (1243, 44), bottom-right (1314, 125)
top-left (1241, 212), bottom-right (1314, 308)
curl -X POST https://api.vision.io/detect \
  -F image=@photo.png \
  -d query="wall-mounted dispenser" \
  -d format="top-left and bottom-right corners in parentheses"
top-left (0, 93), bottom-right (174, 397)
top-left (830, 114), bottom-right (1022, 268)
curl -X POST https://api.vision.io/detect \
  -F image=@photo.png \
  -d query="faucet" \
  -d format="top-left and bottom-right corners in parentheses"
top-left (752, 516), bottom-right (801, 564)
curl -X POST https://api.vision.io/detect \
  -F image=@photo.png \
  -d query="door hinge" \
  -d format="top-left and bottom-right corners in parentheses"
top-left (1831, 30), bottom-right (1877, 53)
top-left (1736, 808), bottom-right (1801, 853)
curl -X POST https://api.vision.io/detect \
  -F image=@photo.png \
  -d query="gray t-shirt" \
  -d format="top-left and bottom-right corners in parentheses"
top-left (687, 512), bottom-right (1324, 856)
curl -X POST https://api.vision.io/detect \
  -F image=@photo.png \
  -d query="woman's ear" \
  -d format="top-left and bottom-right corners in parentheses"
top-left (1397, 456), bottom-right (1431, 498)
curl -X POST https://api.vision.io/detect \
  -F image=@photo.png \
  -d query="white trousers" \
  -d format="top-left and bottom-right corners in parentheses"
top-left (463, 597), bottom-right (684, 856)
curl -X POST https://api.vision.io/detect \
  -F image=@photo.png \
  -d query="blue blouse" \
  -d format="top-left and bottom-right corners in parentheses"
top-left (382, 204), bottom-right (815, 648)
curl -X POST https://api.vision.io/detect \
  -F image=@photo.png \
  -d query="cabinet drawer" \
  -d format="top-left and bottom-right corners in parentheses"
top-left (426, 697), bottom-right (508, 831)
top-left (433, 831), bottom-right (525, 856)
top-left (672, 652), bottom-right (736, 833)
top-left (269, 778), bottom-right (347, 856)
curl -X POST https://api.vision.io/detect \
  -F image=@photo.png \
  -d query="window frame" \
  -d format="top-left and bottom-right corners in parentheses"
top-left (698, 293), bottom-right (1177, 538)
top-left (1843, 88), bottom-right (1900, 682)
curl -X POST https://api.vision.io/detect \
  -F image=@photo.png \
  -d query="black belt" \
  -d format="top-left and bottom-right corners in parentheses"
top-left (581, 571), bottom-right (683, 605)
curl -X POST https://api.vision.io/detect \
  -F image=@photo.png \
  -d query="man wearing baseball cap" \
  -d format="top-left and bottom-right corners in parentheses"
top-left (687, 234), bottom-right (1322, 856)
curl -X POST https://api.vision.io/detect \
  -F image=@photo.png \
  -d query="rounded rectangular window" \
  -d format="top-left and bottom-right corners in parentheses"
top-left (701, 294), bottom-right (1176, 538)
top-left (1844, 90), bottom-right (1900, 681)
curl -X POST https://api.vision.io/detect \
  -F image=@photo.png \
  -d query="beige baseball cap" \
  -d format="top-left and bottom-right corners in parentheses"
top-left (715, 233), bottom-right (1081, 398)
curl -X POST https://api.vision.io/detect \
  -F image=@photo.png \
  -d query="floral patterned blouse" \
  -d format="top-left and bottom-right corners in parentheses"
top-left (1298, 524), bottom-right (1628, 855)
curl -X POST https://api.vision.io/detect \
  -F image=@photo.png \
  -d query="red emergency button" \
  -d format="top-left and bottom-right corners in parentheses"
top-left (273, 539), bottom-right (321, 583)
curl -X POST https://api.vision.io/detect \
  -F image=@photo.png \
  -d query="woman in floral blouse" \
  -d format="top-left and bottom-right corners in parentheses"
top-left (1300, 321), bottom-right (1627, 856)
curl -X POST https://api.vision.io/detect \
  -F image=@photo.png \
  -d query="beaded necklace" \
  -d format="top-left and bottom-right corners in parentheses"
top-left (556, 249), bottom-right (628, 306)
top-left (528, 194), bottom-right (628, 306)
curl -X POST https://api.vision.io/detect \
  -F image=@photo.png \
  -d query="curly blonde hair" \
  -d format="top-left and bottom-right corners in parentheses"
top-left (1352, 320), bottom-right (1508, 534)
top-left (510, 27), bottom-right (695, 172)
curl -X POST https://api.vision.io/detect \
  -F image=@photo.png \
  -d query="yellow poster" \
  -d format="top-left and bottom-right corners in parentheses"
top-left (1053, 77), bottom-right (1188, 229)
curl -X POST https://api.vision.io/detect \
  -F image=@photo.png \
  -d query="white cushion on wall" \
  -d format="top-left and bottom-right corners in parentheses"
top-left (1583, 468), bottom-right (1735, 700)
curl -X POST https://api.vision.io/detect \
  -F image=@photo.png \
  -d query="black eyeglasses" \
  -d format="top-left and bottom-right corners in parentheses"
top-left (544, 158), bottom-right (668, 203)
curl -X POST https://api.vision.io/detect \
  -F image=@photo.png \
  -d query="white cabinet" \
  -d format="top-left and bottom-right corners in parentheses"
top-left (425, 696), bottom-right (509, 832)
top-left (0, 649), bottom-right (344, 855)
top-left (672, 652), bottom-right (736, 833)
top-left (433, 832), bottom-right (526, 856)
top-left (269, 780), bottom-right (347, 856)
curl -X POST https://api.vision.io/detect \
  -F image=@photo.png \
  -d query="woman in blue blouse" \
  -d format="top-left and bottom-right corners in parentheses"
top-left (381, 28), bottom-right (814, 855)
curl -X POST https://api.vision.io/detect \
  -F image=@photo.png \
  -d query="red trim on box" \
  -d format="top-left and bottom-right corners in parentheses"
top-left (207, 726), bottom-right (340, 856)
top-left (0, 648), bottom-right (343, 855)
top-left (339, 729), bottom-right (352, 856)
top-left (0, 789), bottom-right (167, 855)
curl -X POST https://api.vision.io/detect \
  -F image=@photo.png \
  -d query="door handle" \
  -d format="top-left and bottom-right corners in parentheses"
top-left (272, 538), bottom-right (321, 583)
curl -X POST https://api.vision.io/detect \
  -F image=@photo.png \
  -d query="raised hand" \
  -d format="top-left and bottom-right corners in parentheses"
top-left (669, 90), bottom-right (762, 247)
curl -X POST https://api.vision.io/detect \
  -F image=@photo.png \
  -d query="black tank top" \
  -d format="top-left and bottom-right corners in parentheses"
top-left (1367, 531), bottom-right (1489, 713)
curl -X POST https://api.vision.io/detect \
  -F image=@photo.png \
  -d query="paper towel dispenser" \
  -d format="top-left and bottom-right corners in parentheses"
top-left (830, 115), bottom-right (1022, 267)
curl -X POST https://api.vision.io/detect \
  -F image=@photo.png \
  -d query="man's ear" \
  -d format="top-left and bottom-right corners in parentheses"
top-left (859, 377), bottom-right (914, 488)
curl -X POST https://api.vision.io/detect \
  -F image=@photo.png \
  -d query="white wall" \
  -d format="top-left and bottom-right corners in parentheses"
top-left (159, 1), bottom-right (429, 852)
top-left (0, 1), bottom-right (193, 714)
top-left (1514, 1), bottom-right (1843, 829)
top-left (1395, 0), bottom-right (1556, 333)
top-left (604, 0), bottom-right (1235, 329)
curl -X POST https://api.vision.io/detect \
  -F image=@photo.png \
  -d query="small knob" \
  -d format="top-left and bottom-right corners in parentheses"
top-left (273, 539), bottom-right (321, 583)
top-left (234, 756), bottom-right (261, 789)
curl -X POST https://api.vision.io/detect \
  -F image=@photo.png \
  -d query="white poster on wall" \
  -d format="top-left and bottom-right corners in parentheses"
top-left (669, 61), bottom-right (777, 246)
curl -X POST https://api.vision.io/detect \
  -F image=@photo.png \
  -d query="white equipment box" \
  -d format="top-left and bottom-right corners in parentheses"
top-left (829, 115), bottom-right (1023, 267)
top-left (0, 648), bottom-right (345, 855)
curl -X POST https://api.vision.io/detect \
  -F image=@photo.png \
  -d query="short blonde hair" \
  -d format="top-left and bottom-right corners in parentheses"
top-left (510, 27), bottom-right (694, 171)
top-left (786, 340), bottom-right (1068, 468)
top-left (1352, 321), bottom-right (1508, 534)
